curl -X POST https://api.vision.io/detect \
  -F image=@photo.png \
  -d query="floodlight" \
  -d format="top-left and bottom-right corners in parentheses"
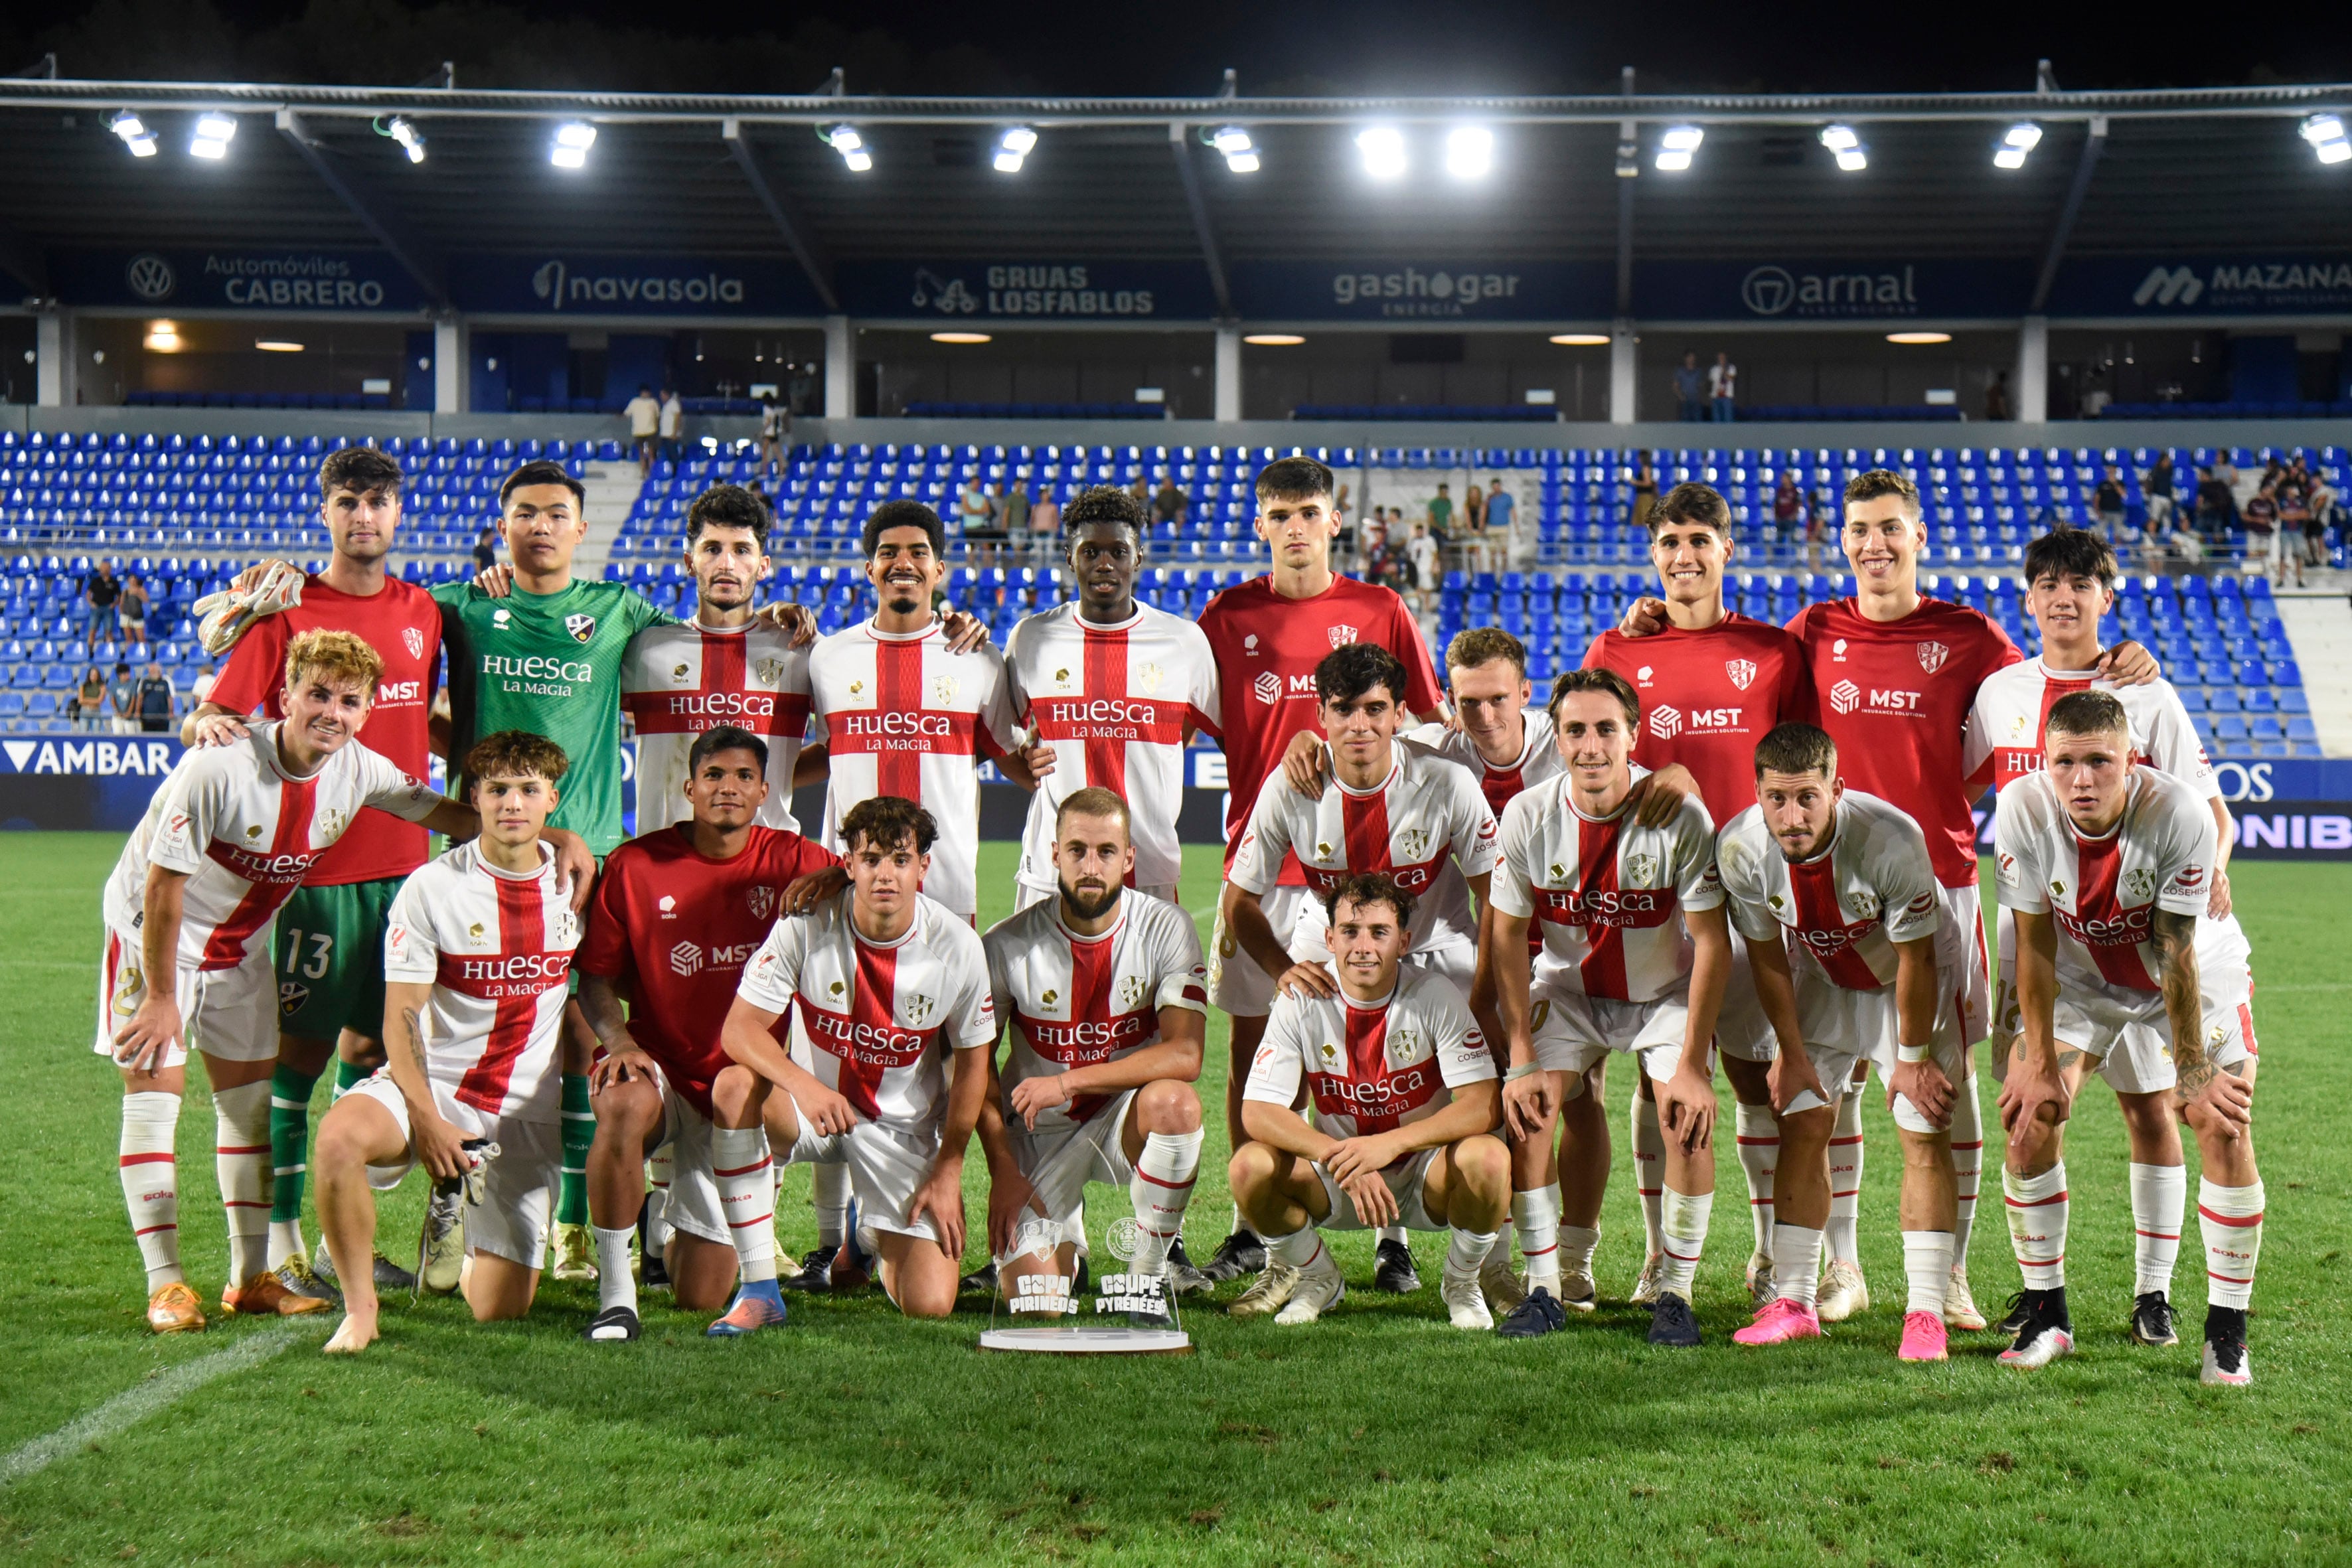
top-left (1445, 126), bottom-right (1492, 179)
top-left (994, 125), bottom-right (1037, 173)
top-left (1993, 121), bottom-right (2040, 169)
top-left (2302, 114), bottom-right (2350, 164)
top-left (1820, 125), bottom-right (1866, 171)
top-left (552, 121), bottom-right (596, 169)
top-left (1656, 124), bottom-right (1702, 171)
top-left (108, 111), bottom-right (157, 157)
top-left (1357, 125), bottom-right (1407, 179)
top-left (826, 124), bottom-right (872, 172)
top-left (387, 116), bottom-right (426, 164)
top-left (1212, 125), bottom-right (1259, 173)
top-left (190, 113), bottom-right (236, 159)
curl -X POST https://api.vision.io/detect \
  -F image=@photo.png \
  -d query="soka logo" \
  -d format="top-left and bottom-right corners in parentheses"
top-left (402, 626), bottom-right (426, 660)
top-left (2133, 266), bottom-right (2204, 307)
top-left (126, 253), bottom-right (177, 302)
top-left (531, 258), bottom-right (747, 312)
top-left (1253, 671), bottom-right (1283, 706)
top-left (1725, 659), bottom-right (1757, 691)
top-left (1830, 679), bottom-right (1863, 715)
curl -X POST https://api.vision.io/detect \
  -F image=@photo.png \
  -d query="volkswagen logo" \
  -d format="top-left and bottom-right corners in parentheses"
top-left (1739, 265), bottom-right (1794, 316)
top-left (125, 253), bottom-right (176, 303)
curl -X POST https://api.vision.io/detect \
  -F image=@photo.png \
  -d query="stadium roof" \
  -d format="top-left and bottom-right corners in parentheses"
top-left (2, 76), bottom-right (2349, 319)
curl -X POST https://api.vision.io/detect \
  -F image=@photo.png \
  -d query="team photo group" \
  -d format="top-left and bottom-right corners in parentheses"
top-left (93, 441), bottom-right (2267, 1385)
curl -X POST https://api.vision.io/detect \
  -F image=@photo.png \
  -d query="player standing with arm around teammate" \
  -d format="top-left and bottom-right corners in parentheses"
top-left (1196, 455), bottom-right (1446, 1287)
top-left (1484, 668), bottom-right (1731, 1346)
top-left (714, 797), bottom-right (1000, 1320)
top-left (1715, 724), bottom-right (1964, 1362)
top-left (1227, 874), bottom-right (1511, 1329)
top-left (1992, 693), bottom-right (2264, 1384)
top-left (977, 790), bottom-right (1210, 1316)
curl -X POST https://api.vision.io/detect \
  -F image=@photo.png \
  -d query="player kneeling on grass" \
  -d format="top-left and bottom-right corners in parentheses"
top-left (1715, 723), bottom-right (1962, 1361)
top-left (714, 796), bottom-right (998, 1324)
top-left (1993, 691), bottom-right (2264, 1385)
top-left (315, 733), bottom-right (586, 1354)
top-left (572, 724), bottom-right (846, 1342)
top-left (1227, 874), bottom-right (1510, 1328)
top-left (977, 787), bottom-right (1211, 1319)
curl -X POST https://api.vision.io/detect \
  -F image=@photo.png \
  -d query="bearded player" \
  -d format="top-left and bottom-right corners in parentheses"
top-left (1228, 874), bottom-right (1510, 1329)
top-left (1583, 481), bottom-right (1817, 1310)
top-left (1198, 455), bottom-right (1445, 1289)
top-left (977, 789), bottom-right (1209, 1315)
top-left (1994, 692), bottom-right (2264, 1385)
top-left (716, 797), bottom-right (998, 1320)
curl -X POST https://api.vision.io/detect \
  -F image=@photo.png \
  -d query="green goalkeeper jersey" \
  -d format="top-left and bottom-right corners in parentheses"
top-left (433, 577), bottom-right (672, 855)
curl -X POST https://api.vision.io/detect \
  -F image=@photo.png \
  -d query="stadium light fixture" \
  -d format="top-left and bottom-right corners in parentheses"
top-left (1549, 333), bottom-right (1610, 346)
top-left (994, 126), bottom-right (1037, 173)
top-left (255, 339), bottom-right (306, 353)
top-left (189, 113), bottom-right (236, 160)
top-left (2302, 113), bottom-right (2351, 165)
top-left (826, 124), bottom-right (872, 173)
top-left (1993, 121), bottom-right (2041, 170)
top-left (1887, 331), bottom-right (1953, 344)
top-left (143, 319), bottom-right (182, 353)
top-left (1212, 125), bottom-right (1259, 174)
top-left (386, 116), bottom-right (426, 164)
top-left (551, 121), bottom-right (596, 169)
top-left (1819, 123), bottom-right (1867, 172)
top-left (107, 111), bottom-right (156, 158)
top-left (1356, 125), bottom-right (1407, 180)
top-left (1655, 125), bottom-right (1703, 173)
top-left (1243, 333), bottom-right (1306, 345)
top-left (931, 331), bottom-right (992, 344)
top-left (1445, 126), bottom-right (1493, 180)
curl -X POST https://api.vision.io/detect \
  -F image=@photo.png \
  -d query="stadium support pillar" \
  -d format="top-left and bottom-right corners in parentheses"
top-left (433, 316), bottom-right (468, 415)
top-left (824, 315), bottom-right (852, 420)
top-left (1215, 326), bottom-right (1242, 423)
top-left (35, 309), bottom-right (73, 407)
top-left (2017, 315), bottom-right (2049, 424)
top-left (1608, 319), bottom-right (1636, 425)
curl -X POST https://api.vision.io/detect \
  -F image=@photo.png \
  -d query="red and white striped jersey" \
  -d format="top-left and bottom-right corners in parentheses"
top-left (1715, 789), bottom-right (1942, 992)
top-left (1229, 748), bottom-right (1501, 953)
top-left (1489, 777), bottom-right (1725, 1002)
top-left (1401, 709), bottom-right (1563, 818)
top-left (103, 724), bottom-right (437, 972)
top-left (1243, 967), bottom-right (1495, 1141)
top-left (1964, 659), bottom-right (2217, 799)
top-left (736, 890), bottom-right (997, 1139)
top-left (1006, 602), bottom-right (1221, 894)
top-left (1993, 767), bottom-right (2219, 1000)
top-left (809, 618), bottom-right (1022, 918)
top-left (623, 619), bottom-right (813, 832)
top-left (383, 839), bottom-right (583, 1123)
top-left (982, 890), bottom-right (1208, 1135)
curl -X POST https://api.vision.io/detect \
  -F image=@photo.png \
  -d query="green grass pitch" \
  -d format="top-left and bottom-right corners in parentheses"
top-left (2, 832), bottom-right (2349, 1564)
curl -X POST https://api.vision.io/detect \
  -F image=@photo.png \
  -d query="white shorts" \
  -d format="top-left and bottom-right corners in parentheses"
top-left (1992, 963), bottom-right (2256, 1097)
top-left (1005, 1089), bottom-right (1138, 1237)
top-left (640, 1063), bottom-right (726, 1247)
top-left (1713, 927), bottom-right (1778, 1064)
top-left (1016, 881), bottom-right (1178, 913)
top-left (1530, 975), bottom-right (1705, 1092)
top-left (92, 924), bottom-right (276, 1070)
top-left (1208, 884), bottom-right (1312, 1017)
top-left (347, 1075), bottom-right (562, 1269)
top-left (1311, 1146), bottom-right (1441, 1232)
top-left (1788, 971), bottom-right (1968, 1128)
top-left (1855, 882), bottom-right (1989, 1083)
top-left (783, 1106), bottom-right (943, 1244)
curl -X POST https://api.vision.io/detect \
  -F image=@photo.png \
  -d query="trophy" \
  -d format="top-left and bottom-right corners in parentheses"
top-left (977, 1214), bottom-right (1191, 1354)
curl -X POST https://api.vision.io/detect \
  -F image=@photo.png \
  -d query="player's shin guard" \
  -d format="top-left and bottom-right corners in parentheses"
top-left (120, 1091), bottom-right (183, 1290)
top-left (2131, 1162), bottom-right (2185, 1298)
top-left (2197, 1177), bottom-right (2264, 1310)
top-left (212, 1079), bottom-right (270, 1287)
top-left (2003, 1164), bottom-right (2068, 1291)
top-left (332, 1059), bottom-right (368, 1100)
top-left (266, 1061), bottom-right (321, 1269)
top-left (811, 1159), bottom-right (850, 1249)
top-left (557, 1072), bottom-right (593, 1228)
top-left (1632, 1091), bottom-right (1665, 1257)
top-left (1656, 1188), bottom-right (1712, 1300)
top-left (1826, 1091), bottom-right (1864, 1265)
top-left (1949, 1071), bottom-right (1984, 1264)
top-left (1771, 1222), bottom-right (1824, 1309)
top-left (1734, 1102), bottom-right (1778, 1258)
top-left (711, 1127), bottom-right (778, 1284)
top-left (1903, 1231), bottom-right (1955, 1316)
top-left (1511, 1187), bottom-right (1562, 1294)
top-left (1129, 1129), bottom-right (1203, 1274)
top-left (595, 1226), bottom-right (637, 1315)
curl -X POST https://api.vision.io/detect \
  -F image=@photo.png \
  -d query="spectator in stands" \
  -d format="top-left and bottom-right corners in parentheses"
top-left (2242, 483), bottom-right (2284, 585)
top-left (1030, 487), bottom-right (1059, 546)
top-left (473, 525), bottom-right (499, 574)
top-left (82, 560), bottom-right (119, 653)
top-left (75, 666), bottom-right (108, 731)
top-left (2142, 452), bottom-right (2177, 536)
top-left (107, 661), bottom-right (137, 735)
top-left (959, 474), bottom-right (993, 540)
top-left (2195, 465), bottom-right (2235, 539)
top-left (1462, 479), bottom-right (1487, 571)
top-left (1772, 473), bottom-right (1802, 540)
top-left (1985, 370), bottom-right (2013, 422)
top-left (1482, 478), bottom-right (1515, 564)
top-left (1709, 351), bottom-right (1739, 422)
top-left (1127, 476), bottom-right (1150, 516)
top-left (2276, 477), bottom-right (2311, 588)
top-left (1152, 473), bottom-right (1187, 530)
top-left (116, 574), bottom-right (149, 647)
top-left (191, 661), bottom-right (218, 708)
top-left (657, 389), bottom-right (685, 468)
top-left (2078, 371), bottom-right (2112, 418)
top-left (135, 661), bottom-right (174, 734)
top-left (1427, 483), bottom-right (1454, 572)
top-left (1630, 452), bottom-right (1659, 528)
top-left (2306, 470), bottom-right (2338, 570)
top-left (1002, 481), bottom-right (1032, 564)
top-left (1406, 520), bottom-right (1437, 611)
top-left (759, 394), bottom-right (789, 476)
top-left (2095, 464), bottom-right (2129, 544)
top-left (1675, 352), bottom-right (1706, 422)
top-left (1805, 485), bottom-right (1830, 565)
top-left (625, 384), bottom-right (661, 476)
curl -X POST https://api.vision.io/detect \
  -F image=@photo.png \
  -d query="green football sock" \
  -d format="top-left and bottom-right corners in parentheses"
top-left (558, 1071), bottom-right (593, 1227)
top-left (333, 1058), bottom-right (370, 1099)
top-left (268, 1063), bottom-right (323, 1226)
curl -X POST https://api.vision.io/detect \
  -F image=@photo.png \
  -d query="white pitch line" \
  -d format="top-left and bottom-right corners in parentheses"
top-left (1, 1322), bottom-right (315, 1486)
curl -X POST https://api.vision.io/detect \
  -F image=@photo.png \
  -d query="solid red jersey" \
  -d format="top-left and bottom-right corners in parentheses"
top-left (1582, 613), bottom-right (1818, 828)
top-left (576, 824), bottom-right (837, 1115)
top-left (1784, 596), bottom-right (2021, 888)
top-left (208, 575), bottom-right (443, 886)
top-left (1197, 574), bottom-right (1443, 878)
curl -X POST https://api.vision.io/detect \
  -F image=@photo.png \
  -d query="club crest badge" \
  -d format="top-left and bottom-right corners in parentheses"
top-left (755, 657), bottom-right (786, 686)
top-left (746, 885), bottom-right (776, 921)
top-left (2124, 866), bottom-right (2157, 901)
top-left (402, 626), bottom-right (426, 660)
top-left (566, 613), bottom-right (597, 644)
top-left (1396, 826), bottom-right (1432, 862)
top-left (1626, 851), bottom-right (1659, 885)
top-left (931, 674), bottom-right (959, 706)
top-left (1138, 663), bottom-right (1164, 694)
top-left (1328, 624), bottom-right (1360, 649)
top-left (279, 981), bottom-right (309, 1017)
top-left (902, 992), bottom-right (937, 1026)
top-left (1724, 658), bottom-right (1757, 690)
top-left (1117, 973), bottom-right (1148, 1011)
top-left (1387, 1028), bottom-right (1423, 1067)
top-left (1916, 641), bottom-right (1950, 674)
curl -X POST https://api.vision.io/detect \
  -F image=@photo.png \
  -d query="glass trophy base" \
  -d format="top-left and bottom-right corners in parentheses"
top-left (977, 1324), bottom-right (1192, 1354)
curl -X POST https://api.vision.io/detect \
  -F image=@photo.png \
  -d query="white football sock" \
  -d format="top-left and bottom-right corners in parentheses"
top-left (1447, 1227), bottom-right (1499, 1276)
top-left (1265, 1225), bottom-right (1325, 1271)
top-left (2130, 1162), bottom-right (2186, 1298)
top-left (1511, 1187), bottom-right (1561, 1293)
top-left (711, 1126), bottom-right (778, 1284)
top-left (1494, 1217), bottom-right (1516, 1264)
top-left (1772, 1223), bottom-right (1824, 1310)
top-left (1734, 1101), bottom-right (1778, 1258)
top-left (595, 1226), bottom-right (637, 1314)
top-left (1949, 1071), bottom-right (1984, 1265)
top-left (1902, 1230), bottom-right (1954, 1316)
top-left (119, 1091), bottom-right (183, 1291)
top-left (2198, 1177), bottom-right (2265, 1310)
top-left (1559, 1224), bottom-right (1602, 1286)
top-left (811, 1158), bottom-right (849, 1249)
top-left (1656, 1187), bottom-right (1712, 1300)
top-left (1826, 1089), bottom-right (1864, 1265)
top-left (645, 1142), bottom-right (674, 1255)
top-left (1375, 1223), bottom-right (1409, 1249)
top-left (1129, 1129), bottom-right (1203, 1273)
top-left (212, 1079), bottom-right (270, 1287)
top-left (1631, 1090), bottom-right (1665, 1256)
top-left (2003, 1163), bottom-right (2068, 1291)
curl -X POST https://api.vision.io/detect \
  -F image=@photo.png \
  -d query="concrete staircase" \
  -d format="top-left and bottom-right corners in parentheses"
top-left (574, 460), bottom-right (643, 576)
top-left (2276, 593), bottom-right (2352, 756)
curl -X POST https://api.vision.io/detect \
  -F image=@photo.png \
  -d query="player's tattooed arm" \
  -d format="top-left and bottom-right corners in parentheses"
top-left (382, 979), bottom-right (469, 1180)
top-left (2154, 907), bottom-right (2250, 1132)
top-left (2207, 798), bottom-right (2235, 917)
top-left (576, 973), bottom-right (655, 1090)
